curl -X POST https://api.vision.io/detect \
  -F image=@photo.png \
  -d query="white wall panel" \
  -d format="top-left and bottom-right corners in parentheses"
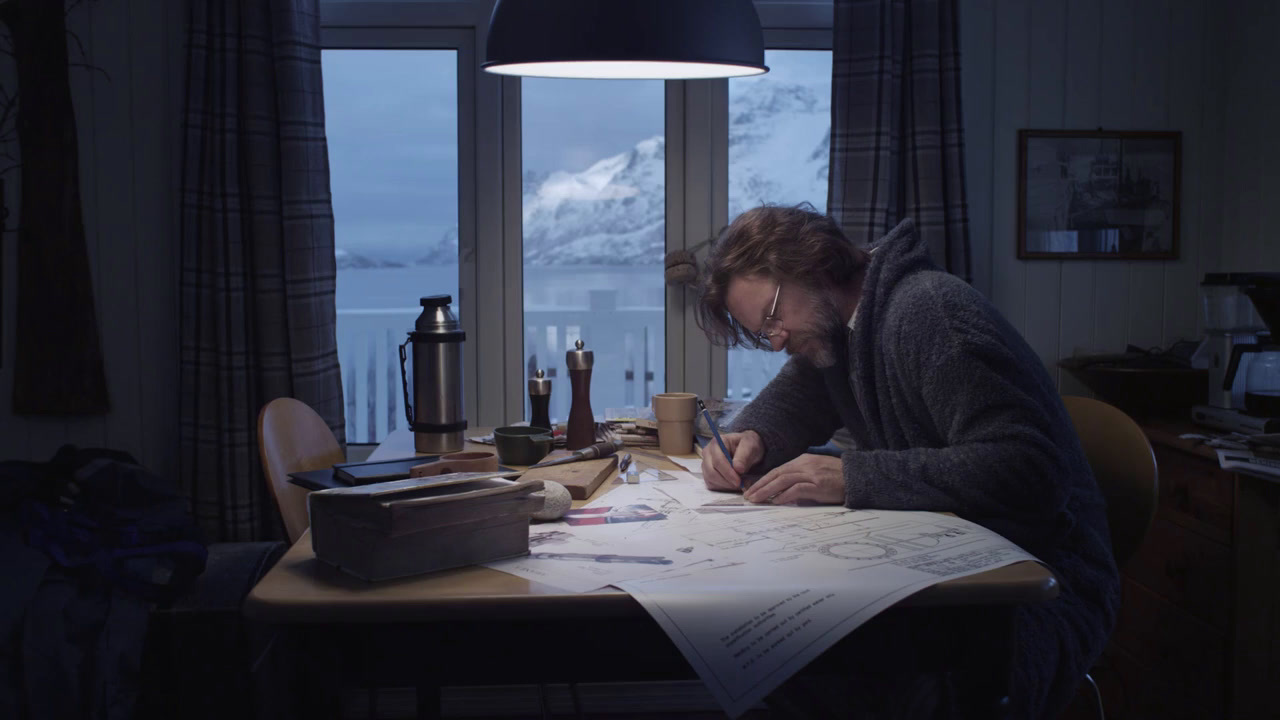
top-left (1056, 0), bottom-right (1103, 394)
top-left (1022, 0), bottom-right (1066, 375)
top-left (0, 0), bottom-right (183, 479)
top-left (988, 0), bottom-right (1029, 336)
top-left (958, 0), bottom-right (1253, 397)
top-left (1124, 0), bottom-right (1170, 353)
top-left (91, 0), bottom-right (143, 455)
top-left (1220, 0), bottom-right (1280, 272)
top-left (958, 0), bottom-right (994, 301)
top-left (1163, 0), bottom-right (1208, 347)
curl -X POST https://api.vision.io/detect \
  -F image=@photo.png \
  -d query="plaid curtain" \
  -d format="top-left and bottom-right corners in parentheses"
top-left (827, 0), bottom-right (971, 280)
top-left (179, 0), bottom-right (345, 542)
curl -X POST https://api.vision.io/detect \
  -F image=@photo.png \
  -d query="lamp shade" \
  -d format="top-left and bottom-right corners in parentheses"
top-left (483, 0), bottom-right (768, 80)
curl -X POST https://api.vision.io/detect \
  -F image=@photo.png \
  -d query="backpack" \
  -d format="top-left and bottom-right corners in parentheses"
top-left (5, 446), bottom-right (208, 603)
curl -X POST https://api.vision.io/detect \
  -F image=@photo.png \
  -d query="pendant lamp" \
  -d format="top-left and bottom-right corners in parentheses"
top-left (482, 0), bottom-right (768, 80)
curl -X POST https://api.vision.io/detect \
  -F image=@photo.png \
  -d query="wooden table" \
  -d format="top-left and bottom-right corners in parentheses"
top-left (245, 428), bottom-right (1059, 718)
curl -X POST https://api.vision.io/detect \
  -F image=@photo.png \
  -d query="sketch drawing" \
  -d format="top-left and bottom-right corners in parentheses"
top-left (529, 552), bottom-right (674, 565)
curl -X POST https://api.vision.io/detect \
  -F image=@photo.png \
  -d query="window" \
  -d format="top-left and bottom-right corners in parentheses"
top-left (725, 49), bottom-right (832, 400)
top-left (323, 49), bottom-right (459, 442)
top-left (319, 6), bottom-right (833, 432)
top-left (521, 78), bottom-right (665, 424)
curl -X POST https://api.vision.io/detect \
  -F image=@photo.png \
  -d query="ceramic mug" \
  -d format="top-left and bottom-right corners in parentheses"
top-left (652, 392), bottom-right (698, 456)
top-left (409, 451), bottom-right (499, 478)
top-left (493, 426), bottom-right (554, 465)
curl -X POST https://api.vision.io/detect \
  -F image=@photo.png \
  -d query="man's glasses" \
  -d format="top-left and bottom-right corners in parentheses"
top-left (754, 282), bottom-right (783, 346)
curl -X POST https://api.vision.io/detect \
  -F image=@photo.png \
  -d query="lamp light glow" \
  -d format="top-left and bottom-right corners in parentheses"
top-left (484, 60), bottom-right (768, 80)
top-left (483, 0), bottom-right (768, 80)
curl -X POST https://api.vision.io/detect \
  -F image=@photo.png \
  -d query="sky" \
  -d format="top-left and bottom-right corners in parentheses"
top-left (323, 49), bottom-right (459, 262)
top-left (322, 49), bottom-right (831, 262)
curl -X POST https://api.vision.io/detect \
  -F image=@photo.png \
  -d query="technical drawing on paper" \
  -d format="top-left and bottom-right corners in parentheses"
top-left (679, 509), bottom-right (880, 551)
top-left (529, 529), bottom-right (574, 548)
top-left (810, 525), bottom-right (968, 560)
top-left (526, 528), bottom-right (622, 551)
top-left (692, 496), bottom-right (775, 514)
top-left (529, 552), bottom-right (674, 565)
top-left (677, 511), bottom-right (983, 567)
top-left (581, 484), bottom-right (702, 528)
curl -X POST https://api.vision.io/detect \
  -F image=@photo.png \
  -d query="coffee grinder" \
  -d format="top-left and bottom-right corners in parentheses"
top-left (1191, 273), bottom-right (1280, 433)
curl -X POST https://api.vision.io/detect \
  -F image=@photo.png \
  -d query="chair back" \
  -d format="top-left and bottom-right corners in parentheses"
top-left (257, 397), bottom-right (345, 543)
top-left (1061, 395), bottom-right (1159, 570)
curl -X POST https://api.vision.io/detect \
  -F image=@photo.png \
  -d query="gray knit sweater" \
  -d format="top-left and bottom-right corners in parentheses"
top-left (732, 218), bottom-right (1120, 718)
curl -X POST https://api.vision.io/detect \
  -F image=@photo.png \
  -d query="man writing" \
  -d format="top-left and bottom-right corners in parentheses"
top-left (696, 205), bottom-right (1119, 718)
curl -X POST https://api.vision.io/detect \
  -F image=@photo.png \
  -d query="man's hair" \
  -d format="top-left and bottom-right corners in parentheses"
top-left (695, 203), bottom-right (868, 349)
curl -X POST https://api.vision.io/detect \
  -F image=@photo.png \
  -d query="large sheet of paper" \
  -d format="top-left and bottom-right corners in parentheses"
top-left (665, 453), bottom-right (704, 474)
top-left (485, 469), bottom-right (1038, 717)
top-left (483, 476), bottom-right (737, 592)
top-left (484, 525), bottom-right (711, 593)
top-left (615, 508), bottom-right (1036, 717)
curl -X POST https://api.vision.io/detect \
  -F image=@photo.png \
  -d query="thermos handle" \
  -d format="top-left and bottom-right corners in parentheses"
top-left (399, 338), bottom-right (414, 425)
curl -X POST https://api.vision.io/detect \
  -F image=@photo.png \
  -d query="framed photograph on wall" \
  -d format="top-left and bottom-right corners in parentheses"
top-left (1017, 129), bottom-right (1180, 259)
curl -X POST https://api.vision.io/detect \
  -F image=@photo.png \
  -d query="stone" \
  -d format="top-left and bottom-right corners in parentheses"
top-left (531, 480), bottom-right (572, 521)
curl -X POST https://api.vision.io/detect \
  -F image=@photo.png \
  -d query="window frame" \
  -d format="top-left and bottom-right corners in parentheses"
top-left (320, 2), bottom-right (833, 429)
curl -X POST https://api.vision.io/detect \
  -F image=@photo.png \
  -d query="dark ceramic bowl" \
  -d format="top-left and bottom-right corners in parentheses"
top-left (493, 426), bottom-right (554, 465)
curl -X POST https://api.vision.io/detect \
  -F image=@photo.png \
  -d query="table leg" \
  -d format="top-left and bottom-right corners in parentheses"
top-left (296, 628), bottom-right (343, 720)
top-left (415, 682), bottom-right (441, 720)
top-left (954, 607), bottom-right (1015, 718)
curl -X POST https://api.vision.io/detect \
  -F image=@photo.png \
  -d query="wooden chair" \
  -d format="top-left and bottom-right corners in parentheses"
top-left (1062, 395), bottom-right (1159, 569)
top-left (257, 397), bottom-right (346, 543)
top-left (1061, 395), bottom-right (1159, 719)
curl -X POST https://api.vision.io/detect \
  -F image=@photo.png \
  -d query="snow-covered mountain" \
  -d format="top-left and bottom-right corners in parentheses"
top-left (406, 79), bottom-right (829, 266)
top-left (726, 82), bottom-right (830, 218)
top-left (335, 248), bottom-right (404, 269)
top-left (522, 135), bottom-right (667, 265)
top-left (414, 226), bottom-right (457, 265)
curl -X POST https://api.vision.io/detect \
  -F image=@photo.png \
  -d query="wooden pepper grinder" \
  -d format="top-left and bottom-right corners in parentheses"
top-left (529, 368), bottom-right (552, 430)
top-left (566, 339), bottom-right (595, 450)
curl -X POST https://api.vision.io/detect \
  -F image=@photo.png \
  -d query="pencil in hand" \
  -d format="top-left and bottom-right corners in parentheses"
top-left (697, 398), bottom-right (740, 490)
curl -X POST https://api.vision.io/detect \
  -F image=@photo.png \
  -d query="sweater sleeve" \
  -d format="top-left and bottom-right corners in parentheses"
top-left (729, 355), bottom-right (843, 471)
top-left (842, 287), bottom-right (1070, 523)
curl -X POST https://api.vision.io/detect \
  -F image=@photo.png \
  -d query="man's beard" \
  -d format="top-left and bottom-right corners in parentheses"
top-left (785, 292), bottom-right (845, 368)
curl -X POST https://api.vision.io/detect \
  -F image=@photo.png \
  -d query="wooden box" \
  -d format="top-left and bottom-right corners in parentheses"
top-left (308, 471), bottom-right (544, 581)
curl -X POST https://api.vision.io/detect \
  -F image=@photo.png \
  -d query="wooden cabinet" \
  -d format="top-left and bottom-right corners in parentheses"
top-left (1068, 424), bottom-right (1280, 720)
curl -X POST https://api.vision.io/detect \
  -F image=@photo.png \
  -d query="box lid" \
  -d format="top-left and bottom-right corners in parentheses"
top-left (308, 471), bottom-right (543, 536)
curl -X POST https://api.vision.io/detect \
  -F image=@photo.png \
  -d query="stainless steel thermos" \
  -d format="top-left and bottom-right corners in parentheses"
top-left (399, 295), bottom-right (466, 453)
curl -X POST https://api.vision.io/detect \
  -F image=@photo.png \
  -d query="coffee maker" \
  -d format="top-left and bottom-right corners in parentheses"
top-left (1191, 273), bottom-right (1280, 433)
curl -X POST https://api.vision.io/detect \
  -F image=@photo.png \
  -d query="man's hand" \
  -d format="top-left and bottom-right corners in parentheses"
top-left (743, 453), bottom-right (845, 505)
top-left (701, 430), bottom-right (765, 491)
